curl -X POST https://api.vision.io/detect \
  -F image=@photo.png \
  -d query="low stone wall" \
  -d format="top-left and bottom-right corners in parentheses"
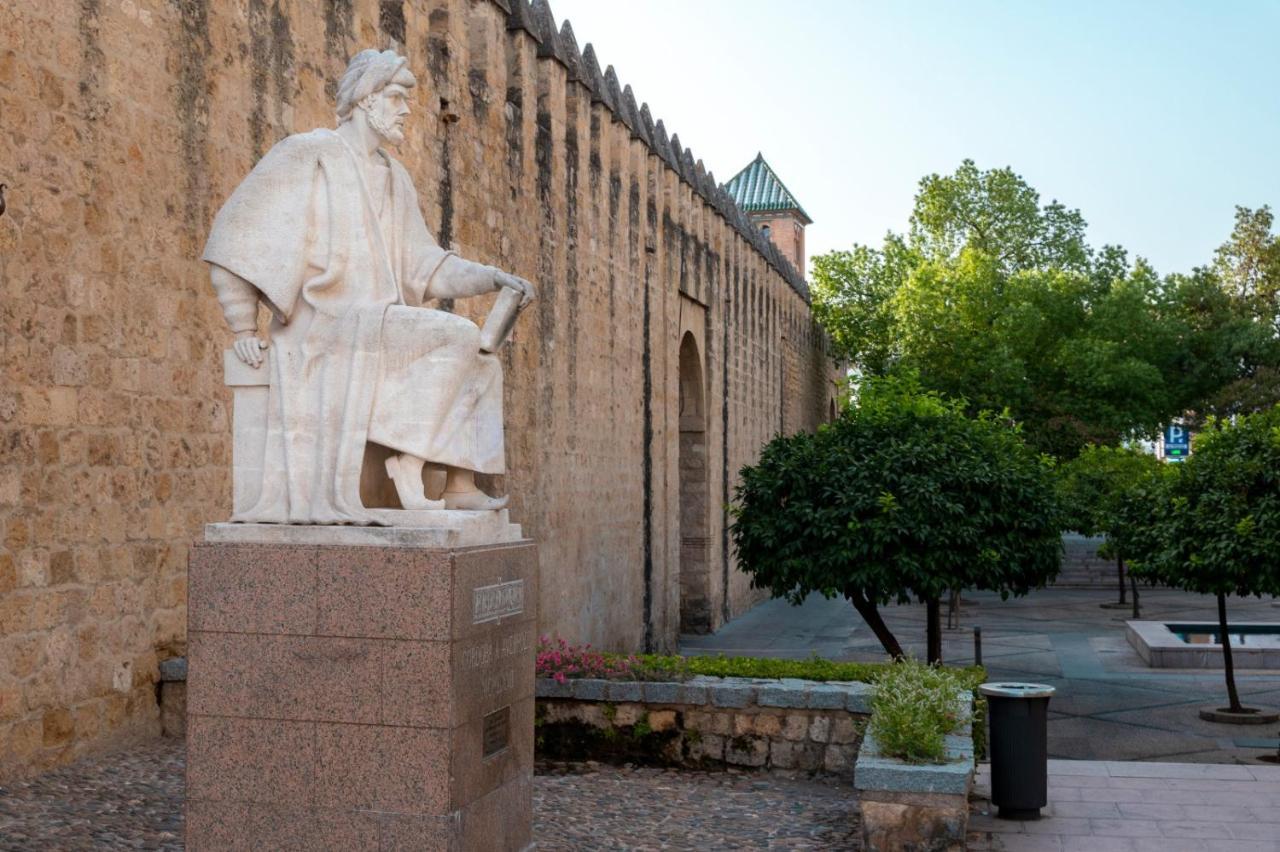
top-left (853, 691), bottom-right (975, 852)
top-left (535, 676), bottom-right (871, 772)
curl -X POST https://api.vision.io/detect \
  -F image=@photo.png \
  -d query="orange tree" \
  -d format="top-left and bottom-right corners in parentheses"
top-left (729, 378), bottom-right (1061, 663)
top-left (1128, 406), bottom-right (1280, 714)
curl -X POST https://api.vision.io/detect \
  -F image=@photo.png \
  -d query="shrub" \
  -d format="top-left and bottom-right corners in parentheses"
top-left (868, 659), bottom-right (968, 764)
top-left (729, 376), bottom-right (1062, 663)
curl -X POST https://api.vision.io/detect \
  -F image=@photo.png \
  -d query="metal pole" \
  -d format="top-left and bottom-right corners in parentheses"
top-left (974, 625), bottom-right (983, 668)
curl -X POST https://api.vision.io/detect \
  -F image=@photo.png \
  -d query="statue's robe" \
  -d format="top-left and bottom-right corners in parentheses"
top-left (203, 128), bottom-right (504, 523)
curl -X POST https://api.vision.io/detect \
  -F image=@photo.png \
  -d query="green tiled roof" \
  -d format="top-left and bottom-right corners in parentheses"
top-left (724, 153), bottom-right (812, 225)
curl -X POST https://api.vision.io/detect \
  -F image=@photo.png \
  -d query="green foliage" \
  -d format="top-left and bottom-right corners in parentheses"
top-left (633, 651), bottom-right (985, 687)
top-left (729, 377), bottom-right (1062, 611)
top-left (1128, 407), bottom-right (1280, 599)
top-left (1057, 445), bottom-right (1168, 560)
top-left (1214, 205), bottom-right (1280, 329)
top-left (810, 162), bottom-right (1280, 458)
top-left (869, 660), bottom-right (968, 764)
top-left (909, 159), bottom-right (1091, 275)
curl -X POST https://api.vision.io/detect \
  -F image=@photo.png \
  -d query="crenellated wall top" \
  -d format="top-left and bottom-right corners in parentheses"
top-left (498, 0), bottom-right (810, 301)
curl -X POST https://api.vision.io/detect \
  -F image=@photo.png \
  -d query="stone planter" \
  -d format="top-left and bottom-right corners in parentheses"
top-left (535, 676), bottom-right (872, 772)
top-left (853, 691), bottom-right (976, 852)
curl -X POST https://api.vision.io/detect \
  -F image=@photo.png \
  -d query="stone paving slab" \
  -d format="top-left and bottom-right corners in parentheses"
top-left (682, 587), bottom-right (1280, 763)
top-left (0, 739), bottom-right (861, 851)
top-left (967, 760), bottom-right (1280, 851)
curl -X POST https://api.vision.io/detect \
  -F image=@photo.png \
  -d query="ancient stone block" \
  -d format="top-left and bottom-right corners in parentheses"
top-left (859, 800), bottom-right (967, 852)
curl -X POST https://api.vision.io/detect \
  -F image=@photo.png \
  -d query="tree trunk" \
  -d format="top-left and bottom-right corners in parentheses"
top-left (926, 597), bottom-right (942, 664)
top-left (1116, 555), bottom-right (1127, 604)
top-left (1218, 592), bottom-right (1244, 713)
top-left (848, 589), bottom-right (905, 660)
top-left (1129, 569), bottom-right (1140, 619)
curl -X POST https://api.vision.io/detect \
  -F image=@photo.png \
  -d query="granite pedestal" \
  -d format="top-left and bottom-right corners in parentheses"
top-left (185, 531), bottom-right (537, 851)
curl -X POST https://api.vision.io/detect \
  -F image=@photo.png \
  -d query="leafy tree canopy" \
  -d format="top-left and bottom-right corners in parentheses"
top-left (1057, 444), bottom-right (1168, 561)
top-left (811, 163), bottom-right (1280, 457)
top-left (1128, 407), bottom-right (1280, 600)
top-left (729, 377), bottom-right (1061, 661)
top-left (1126, 406), bottom-right (1280, 713)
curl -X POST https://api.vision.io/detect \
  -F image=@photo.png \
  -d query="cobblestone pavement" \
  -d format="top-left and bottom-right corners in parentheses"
top-left (535, 762), bottom-right (859, 850)
top-left (0, 738), bottom-right (183, 851)
top-left (0, 740), bottom-right (860, 851)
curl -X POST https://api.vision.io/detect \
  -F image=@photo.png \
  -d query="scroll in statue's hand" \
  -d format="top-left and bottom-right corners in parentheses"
top-left (494, 270), bottom-right (536, 308)
top-left (233, 332), bottom-right (268, 368)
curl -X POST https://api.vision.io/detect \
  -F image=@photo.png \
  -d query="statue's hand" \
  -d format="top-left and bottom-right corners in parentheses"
top-left (494, 270), bottom-right (536, 308)
top-left (233, 331), bottom-right (268, 368)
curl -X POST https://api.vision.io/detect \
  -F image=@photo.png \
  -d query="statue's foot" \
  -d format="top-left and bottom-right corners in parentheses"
top-left (385, 456), bottom-right (446, 511)
top-left (442, 490), bottom-right (510, 511)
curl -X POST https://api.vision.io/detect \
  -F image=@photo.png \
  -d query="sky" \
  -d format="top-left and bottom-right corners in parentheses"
top-left (548, 0), bottom-right (1280, 277)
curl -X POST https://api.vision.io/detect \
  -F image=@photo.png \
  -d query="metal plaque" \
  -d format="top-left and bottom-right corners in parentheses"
top-left (482, 706), bottom-right (510, 758)
top-left (473, 579), bottom-right (524, 624)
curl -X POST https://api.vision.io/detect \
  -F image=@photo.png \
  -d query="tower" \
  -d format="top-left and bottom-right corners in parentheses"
top-left (724, 152), bottom-right (812, 273)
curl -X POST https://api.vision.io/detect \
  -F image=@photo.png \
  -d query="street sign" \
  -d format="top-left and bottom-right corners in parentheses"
top-left (1163, 424), bottom-right (1190, 461)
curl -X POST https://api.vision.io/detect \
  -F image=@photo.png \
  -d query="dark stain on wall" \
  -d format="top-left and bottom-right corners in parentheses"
top-left (323, 0), bottom-right (352, 60)
top-left (171, 0), bottom-right (211, 251)
top-left (248, 0), bottom-right (295, 162)
top-left (379, 0), bottom-right (406, 45)
top-left (639, 179), bottom-right (654, 652)
top-left (563, 117), bottom-right (579, 440)
top-left (534, 90), bottom-right (556, 446)
top-left (607, 171), bottom-right (621, 343)
top-left (535, 108), bottom-right (553, 204)
top-left (435, 123), bottom-right (455, 313)
top-left (77, 0), bottom-right (108, 124)
top-left (426, 8), bottom-right (450, 85)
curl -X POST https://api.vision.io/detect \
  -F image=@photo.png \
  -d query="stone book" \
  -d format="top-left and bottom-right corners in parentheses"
top-left (480, 286), bottom-right (524, 353)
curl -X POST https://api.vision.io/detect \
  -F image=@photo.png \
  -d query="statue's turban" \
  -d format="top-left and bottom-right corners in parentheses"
top-left (336, 49), bottom-right (416, 120)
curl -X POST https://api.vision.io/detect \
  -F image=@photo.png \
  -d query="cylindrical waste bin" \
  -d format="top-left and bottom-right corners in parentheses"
top-left (979, 682), bottom-right (1056, 820)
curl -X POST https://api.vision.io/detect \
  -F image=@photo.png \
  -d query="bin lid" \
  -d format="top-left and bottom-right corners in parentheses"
top-left (978, 682), bottom-right (1056, 699)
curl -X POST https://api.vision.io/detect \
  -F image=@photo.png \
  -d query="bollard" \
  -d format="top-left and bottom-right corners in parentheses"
top-left (974, 625), bottom-right (983, 668)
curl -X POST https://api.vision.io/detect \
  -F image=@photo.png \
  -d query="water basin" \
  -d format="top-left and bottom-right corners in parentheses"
top-left (1168, 623), bottom-right (1280, 648)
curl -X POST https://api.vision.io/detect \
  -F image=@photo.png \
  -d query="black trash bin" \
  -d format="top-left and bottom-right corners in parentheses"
top-left (979, 682), bottom-right (1056, 820)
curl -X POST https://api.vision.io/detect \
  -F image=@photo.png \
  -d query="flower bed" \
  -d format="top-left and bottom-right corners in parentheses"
top-left (853, 662), bottom-right (976, 851)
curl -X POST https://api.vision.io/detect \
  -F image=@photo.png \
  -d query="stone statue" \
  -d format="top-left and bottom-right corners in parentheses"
top-left (204, 49), bottom-right (534, 524)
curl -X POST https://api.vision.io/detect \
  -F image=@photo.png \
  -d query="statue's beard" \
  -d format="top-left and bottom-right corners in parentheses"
top-left (366, 109), bottom-right (405, 145)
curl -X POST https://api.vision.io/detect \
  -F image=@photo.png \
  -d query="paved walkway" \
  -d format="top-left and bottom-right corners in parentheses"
top-left (967, 759), bottom-right (1280, 851)
top-left (682, 587), bottom-right (1280, 763)
top-left (0, 739), bottom-right (860, 851)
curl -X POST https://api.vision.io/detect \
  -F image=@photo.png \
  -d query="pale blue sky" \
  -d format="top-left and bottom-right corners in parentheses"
top-left (550, 0), bottom-right (1280, 277)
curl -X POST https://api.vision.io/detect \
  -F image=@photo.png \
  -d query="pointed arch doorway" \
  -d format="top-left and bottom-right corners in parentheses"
top-left (679, 332), bottom-right (711, 634)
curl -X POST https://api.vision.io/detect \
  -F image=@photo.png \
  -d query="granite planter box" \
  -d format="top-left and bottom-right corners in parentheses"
top-left (534, 676), bottom-right (873, 772)
top-left (853, 690), bottom-right (976, 852)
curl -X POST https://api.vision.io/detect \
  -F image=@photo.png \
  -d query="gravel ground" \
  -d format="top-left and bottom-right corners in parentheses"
top-left (0, 740), bottom-right (860, 851)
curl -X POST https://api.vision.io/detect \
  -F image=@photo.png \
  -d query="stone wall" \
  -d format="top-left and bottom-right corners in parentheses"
top-left (535, 676), bottom-right (869, 773)
top-left (0, 0), bottom-right (837, 778)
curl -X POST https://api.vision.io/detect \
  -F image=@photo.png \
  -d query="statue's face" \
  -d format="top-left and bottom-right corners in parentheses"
top-left (365, 82), bottom-right (411, 146)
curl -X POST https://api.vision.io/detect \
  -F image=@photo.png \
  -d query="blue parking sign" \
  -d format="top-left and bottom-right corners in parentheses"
top-left (1163, 424), bottom-right (1190, 460)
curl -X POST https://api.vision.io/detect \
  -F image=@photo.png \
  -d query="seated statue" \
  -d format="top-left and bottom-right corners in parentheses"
top-left (204, 49), bottom-right (535, 524)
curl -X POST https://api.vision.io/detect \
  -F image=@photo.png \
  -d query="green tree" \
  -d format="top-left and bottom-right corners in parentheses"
top-left (1058, 445), bottom-right (1168, 606)
top-left (729, 378), bottom-right (1062, 663)
top-left (909, 159), bottom-right (1092, 274)
top-left (1128, 407), bottom-right (1280, 714)
top-left (811, 160), bottom-right (1193, 458)
top-left (1214, 205), bottom-right (1280, 329)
